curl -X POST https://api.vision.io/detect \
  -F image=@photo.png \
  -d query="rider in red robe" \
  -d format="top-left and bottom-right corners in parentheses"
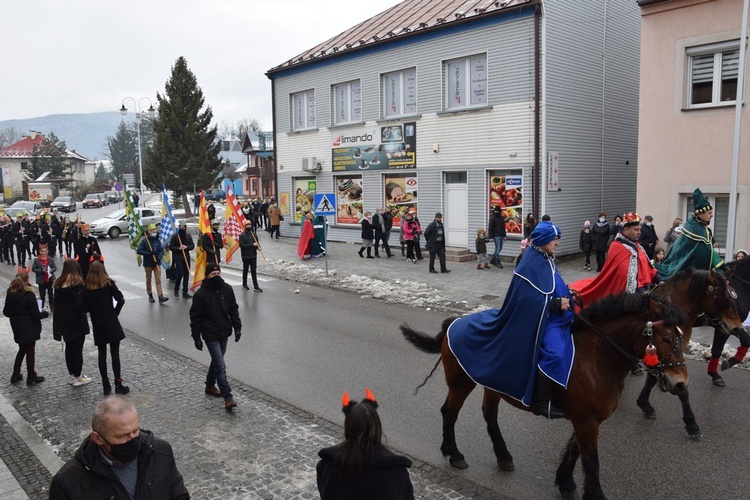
top-left (297, 211), bottom-right (315, 259)
top-left (571, 212), bottom-right (662, 308)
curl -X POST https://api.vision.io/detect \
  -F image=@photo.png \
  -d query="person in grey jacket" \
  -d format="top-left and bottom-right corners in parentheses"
top-left (238, 220), bottom-right (262, 292)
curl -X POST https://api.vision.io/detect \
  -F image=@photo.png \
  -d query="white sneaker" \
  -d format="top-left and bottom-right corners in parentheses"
top-left (68, 375), bottom-right (77, 385)
top-left (72, 376), bottom-right (92, 387)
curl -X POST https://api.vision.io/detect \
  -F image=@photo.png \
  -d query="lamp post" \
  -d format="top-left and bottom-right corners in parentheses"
top-left (119, 97), bottom-right (155, 207)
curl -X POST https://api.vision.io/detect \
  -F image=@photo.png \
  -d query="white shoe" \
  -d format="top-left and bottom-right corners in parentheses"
top-left (68, 375), bottom-right (77, 385)
top-left (72, 376), bottom-right (92, 387)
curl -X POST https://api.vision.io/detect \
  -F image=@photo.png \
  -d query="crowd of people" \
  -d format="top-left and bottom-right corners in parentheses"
top-left (1, 209), bottom-right (81, 267)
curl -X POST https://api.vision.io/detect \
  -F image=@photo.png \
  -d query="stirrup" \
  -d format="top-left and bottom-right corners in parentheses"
top-left (532, 401), bottom-right (565, 420)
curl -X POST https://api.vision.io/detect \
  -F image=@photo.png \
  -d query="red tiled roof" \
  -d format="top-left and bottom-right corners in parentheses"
top-left (0, 134), bottom-right (44, 158)
top-left (268, 0), bottom-right (536, 74)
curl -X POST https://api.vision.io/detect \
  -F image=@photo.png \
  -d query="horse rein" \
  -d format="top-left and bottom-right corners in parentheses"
top-left (571, 311), bottom-right (684, 378)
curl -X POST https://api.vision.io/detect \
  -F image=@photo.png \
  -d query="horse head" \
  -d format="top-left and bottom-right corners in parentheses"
top-left (654, 268), bottom-right (744, 338)
top-left (644, 296), bottom-right (689, 394)
top-left (723, 257), bottom-right (750, 320)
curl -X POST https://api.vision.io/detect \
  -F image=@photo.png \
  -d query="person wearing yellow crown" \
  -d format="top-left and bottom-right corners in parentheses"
top-left (571, 212), bottom-right (662, 309)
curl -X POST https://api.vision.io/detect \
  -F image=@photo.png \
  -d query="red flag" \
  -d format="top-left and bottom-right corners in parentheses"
top-left (223, 186), bottom-right (246, 264)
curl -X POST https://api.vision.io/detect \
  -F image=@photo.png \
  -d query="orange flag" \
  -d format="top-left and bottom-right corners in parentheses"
top-left (191, 191), bottom-right (210, 291)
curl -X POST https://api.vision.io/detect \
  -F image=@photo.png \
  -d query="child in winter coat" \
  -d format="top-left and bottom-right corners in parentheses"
top-left (31, 243), bottom-right (56, 309)
top-left (579, 221), bottom-right (593, 271)
top-left (475, 229), bottom-right (490, 269)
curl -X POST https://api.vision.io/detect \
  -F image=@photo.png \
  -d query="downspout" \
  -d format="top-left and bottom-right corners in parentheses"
top-left (270, 78), bottom-right (279, 203)
top-left (534, 2), bottom-right (542, 220)
top-left (601, 0), bottom-right (609, 210)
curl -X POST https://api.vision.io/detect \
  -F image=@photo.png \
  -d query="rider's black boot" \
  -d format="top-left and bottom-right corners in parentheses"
top-left (532, 371), bottom-right (565, 419)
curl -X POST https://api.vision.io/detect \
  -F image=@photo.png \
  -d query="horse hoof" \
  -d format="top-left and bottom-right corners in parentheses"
top-left (498, 460), bottom-right (515, 471)
top-left (688, 430), bottom-right (703, 440)
top-left (449, 457), bottom-right (469, 469)
top-left (642, 410), bottom-right (656, 420)
top-left (559, 488), bottom-right (577, 500)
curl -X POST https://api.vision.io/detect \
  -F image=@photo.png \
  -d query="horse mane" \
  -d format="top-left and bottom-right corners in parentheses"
top-left (667, 267), bottom-right (726, 302)
top-left (580, 292), bottom-right (686, 326)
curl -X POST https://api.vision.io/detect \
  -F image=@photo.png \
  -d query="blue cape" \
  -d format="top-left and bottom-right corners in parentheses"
top-left (447, 246), bottom-right (574, 406)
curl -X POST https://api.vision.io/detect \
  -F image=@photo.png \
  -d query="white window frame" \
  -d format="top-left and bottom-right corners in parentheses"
top-left (382, 68), bottom-right (417, 118)
top-left (290, 90), bottom-right (315, 131)
top-left (332, 80), bottom-right (362, 125)
top-left (684, 192), bottom-right (730, 252)
top-left (686, 40), bottom-right (740, 109)
top-left (444, 53), bottom-right (488, 110)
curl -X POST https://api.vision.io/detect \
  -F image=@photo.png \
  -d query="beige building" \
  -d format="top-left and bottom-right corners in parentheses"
top-left (638, 0), bottom-right (750, 255)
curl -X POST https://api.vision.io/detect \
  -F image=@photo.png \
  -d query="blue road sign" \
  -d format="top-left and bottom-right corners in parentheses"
top-left (114, 182), bottom-right (124, 192)
top-left (313, 193), bottom-right (336, 216)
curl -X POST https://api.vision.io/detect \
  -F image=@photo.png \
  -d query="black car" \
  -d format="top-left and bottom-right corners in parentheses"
top-left (50, 196), bottom-right (77, 213)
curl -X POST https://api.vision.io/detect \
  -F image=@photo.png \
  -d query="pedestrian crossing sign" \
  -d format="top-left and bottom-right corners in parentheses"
top-left (313, 193), bottom-right (336, 216)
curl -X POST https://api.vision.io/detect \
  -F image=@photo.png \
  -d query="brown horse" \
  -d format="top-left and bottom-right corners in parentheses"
top-left (401, 292), bottom-right (688, 500)
top-left (635, 268), bottom-right (745, 438)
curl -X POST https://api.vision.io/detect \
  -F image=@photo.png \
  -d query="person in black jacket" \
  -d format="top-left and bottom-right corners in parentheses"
top-left (639, 215), bottom-right (659, 260)
top-left (84, 261), bottom-right (129, 396)
top-left (201, 221), bottom-right (224, 268)
top-left (206, 200), bottom-right (216, 221)
top-left (11, 214), bottom-right (29, 267)
top-left (49, 396), bottom-right (190, 500)
top-left (591, 213), bottom-right (611, 272)
top-left (74, 224), bottom-right (102, 280)
top-left (238, 220), bottom-right (262, 292)
top-left (317, 389), bottom-right (414, 500)
top-left (190, 263), bottom-right (242, 411)
top-left (487, 205), bottom-right (507, 268)
top-left (372, 208), bottom-right (392, 258)
top-left (3, 271), bottom-right (48, 385)
top-left (579, 221), bottom-right (594, 271)
top-left (52, 259), bottom-right (92, 387)
top-left (358, 212), bottom-right (375, 258)
top-left (424, 212), bottom-right (450, 274)
top-left (169, 221), bottom-right (195, 299)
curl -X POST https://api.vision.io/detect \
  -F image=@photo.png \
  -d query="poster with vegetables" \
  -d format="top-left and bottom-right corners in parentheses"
top-left (488, 173), bottom-right (523, 235)
top-left (384, 173), bottom-right (417, 225)
top-left (294, 178), bottom-right (317, 222)
top-left (335, 176), bottom-right (363, 224)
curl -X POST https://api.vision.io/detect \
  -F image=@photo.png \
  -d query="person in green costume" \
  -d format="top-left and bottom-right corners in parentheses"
top-left (656, 188), bottom-right (748, 387)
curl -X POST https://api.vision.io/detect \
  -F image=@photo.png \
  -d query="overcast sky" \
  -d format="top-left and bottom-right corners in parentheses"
top-left (1, 0), bottom-right (402, 130)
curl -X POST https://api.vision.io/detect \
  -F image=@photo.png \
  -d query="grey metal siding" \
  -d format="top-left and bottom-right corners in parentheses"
top-left (543, 0), bottom-right (641, 254)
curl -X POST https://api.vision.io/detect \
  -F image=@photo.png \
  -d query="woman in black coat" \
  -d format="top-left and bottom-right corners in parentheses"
top-left (83, 260), bottom-right (128, 396)
top-left (317, 390), bottom-right (413, 500)
top-left (52, 259), bottom-right (91, 387)
top-left (358, 212), bottom-right (375, 259)
top-left (3, 271), bottom-right (48, 385)
top-left (591, 213), bottom-right (611, 272)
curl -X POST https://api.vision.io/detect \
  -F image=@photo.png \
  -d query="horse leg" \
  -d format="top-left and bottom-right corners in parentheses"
top-left (555, 432), bottom-right (579, 500)
top-left (440, 378), bottom-right (475, 469)
top-left (575, 420), bottom-right (607, 500)
top-left (481, 390), bottom-right (514, 471)
top-left (635, 372), bottom-right (658, 419)
top-left (676, 386), bottom-right (701, 439)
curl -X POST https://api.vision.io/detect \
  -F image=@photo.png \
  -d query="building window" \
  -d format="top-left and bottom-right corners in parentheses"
top-left (685, 193), bottom-right (729, 249)
top-left (333, 81), bottom-right (362, 125)
top-left (291, 90), bottom-right (315, 131)
top-left (445, 54), bottom-right (487, 110)
top-left (383, 68), bottom-right (417, 118)
top-left (687, 41), bottom-right (739, 108)
top-left (21, 161), bottom-right (28, 170)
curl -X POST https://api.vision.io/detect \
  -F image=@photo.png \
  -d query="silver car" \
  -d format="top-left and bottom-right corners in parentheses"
top-left (89, 207), bottom-right (161, 238)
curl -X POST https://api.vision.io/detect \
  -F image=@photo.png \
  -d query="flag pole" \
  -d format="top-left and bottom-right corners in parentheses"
top-left (249, 228), bottom-right (267, 262)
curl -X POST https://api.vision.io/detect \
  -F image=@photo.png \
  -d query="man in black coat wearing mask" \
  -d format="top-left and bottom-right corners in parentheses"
top-left (169, 220), bottom-right (195, 299)
top-left (49, 396), bottom-right (189, 499)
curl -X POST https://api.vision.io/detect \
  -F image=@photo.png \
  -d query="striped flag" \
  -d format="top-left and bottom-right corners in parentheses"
top-left (223, 185), bottom-right (246, 264)
top-left (124, 184), bottom-right (144, 266)
top-left (158, 185), bottom-right (177, 269)
top-left (191, 191), bottom-right (210, 291)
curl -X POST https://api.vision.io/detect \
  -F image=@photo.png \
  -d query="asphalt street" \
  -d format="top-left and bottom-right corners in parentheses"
top-left (0, 199), bottom-right (746, 499)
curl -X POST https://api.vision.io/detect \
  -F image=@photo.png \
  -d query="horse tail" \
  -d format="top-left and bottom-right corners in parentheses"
top-left (400, 316), bottom-right (455, 354)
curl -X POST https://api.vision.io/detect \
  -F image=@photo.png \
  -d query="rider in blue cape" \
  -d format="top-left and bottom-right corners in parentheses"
top-left (447, 221), bottom-right (574, 419)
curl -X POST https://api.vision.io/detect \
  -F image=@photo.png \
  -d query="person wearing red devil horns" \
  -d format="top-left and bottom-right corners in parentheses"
top-left (316, 389), bottom-right (414, 500)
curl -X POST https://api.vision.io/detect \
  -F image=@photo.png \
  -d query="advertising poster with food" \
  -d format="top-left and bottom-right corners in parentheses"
top-left (332, 122), bottom-right (417, 172)
top-left (488, 173), bottom-right (523, 236)
top-left (384, 174), bottom-right (417, 225)
top-left (294, 179), bottom-right (317, 222)
top-left (335, 176), bottom-right (363, 224)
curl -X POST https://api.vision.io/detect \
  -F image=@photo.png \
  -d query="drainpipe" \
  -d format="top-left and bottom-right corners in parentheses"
top-left (727, 0), bottom-right (749, 258)
top-left (601, 0), bottom-right (608, 211)
top-left (270, 78), bottom-right (279, 203)
top-left (534, 2), bottom-right (542, 220)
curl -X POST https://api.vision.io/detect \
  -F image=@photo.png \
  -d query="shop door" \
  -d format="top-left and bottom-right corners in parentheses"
top-left (444, 172), bottom-right (468, 247)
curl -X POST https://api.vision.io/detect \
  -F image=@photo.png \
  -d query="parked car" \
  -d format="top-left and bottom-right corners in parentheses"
top-left (50, 196), bottom-right (77, 213)
top-left (2, 207), bottom-right (33, 219)
top-left (103, 190), bottom-right (119, 204)
top-left (10, 200), bottom-right (43, 216)
top-left (203, 188), bottom-right (226, 202)
top-left (82, 193), bottom-right (106, 208)
top-left (89, 207), bottom-right (161, 238)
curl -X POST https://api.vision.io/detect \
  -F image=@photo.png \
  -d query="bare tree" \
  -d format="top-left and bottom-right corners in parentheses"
top-left (0, 126), bottom-right (23, 149)
top-left (217, 118), bottom-right (263, 140)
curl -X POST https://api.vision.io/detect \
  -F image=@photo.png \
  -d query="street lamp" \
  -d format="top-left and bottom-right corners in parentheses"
top-left (119, 97), bottom-right (155, 207)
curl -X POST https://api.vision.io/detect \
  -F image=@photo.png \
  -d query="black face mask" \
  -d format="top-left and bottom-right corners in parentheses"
top-left (104, 435), bottom-right (140, 463)
top-left (245, 228), bottom-right (252, 233)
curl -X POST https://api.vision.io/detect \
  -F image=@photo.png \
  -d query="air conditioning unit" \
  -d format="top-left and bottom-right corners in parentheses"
top-left (301, 157), bottom-right (316, 171)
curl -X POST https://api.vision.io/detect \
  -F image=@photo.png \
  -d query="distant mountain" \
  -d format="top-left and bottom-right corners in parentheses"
top-left (0, 112), bottom-right (130, 161)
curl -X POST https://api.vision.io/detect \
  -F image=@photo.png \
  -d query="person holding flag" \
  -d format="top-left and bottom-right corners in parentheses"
top-left (191, 191), bottom-right (212, 292)
top-left (202, 221), bottom-right (224, 267)
top-left (124, 185), bottom-right (145, 267)
top-left (169, 220), bottom-right (194, 299)
top-left (137, 224), bottom-right (169, 304)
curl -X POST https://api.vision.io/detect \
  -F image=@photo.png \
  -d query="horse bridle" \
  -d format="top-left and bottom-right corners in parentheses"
top-left (571, 311), bottom-right (685, 379)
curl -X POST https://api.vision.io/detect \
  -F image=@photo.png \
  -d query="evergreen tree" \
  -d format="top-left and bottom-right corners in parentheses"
top-left (27, 132), bottom-right (68, 180)
top-left (95, 162), bottom-right (108, 182)
top-left (145, 57), bottom-right (222, 216)
top-left (107, 121), bottom-right (137, 181)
